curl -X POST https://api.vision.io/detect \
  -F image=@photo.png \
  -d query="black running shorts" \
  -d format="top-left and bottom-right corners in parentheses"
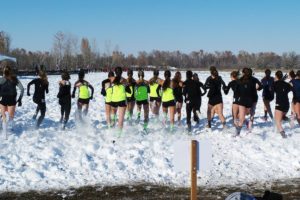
top-left (0, 95), bottom-right (17, 106)
top-left (149, 97), bottom-right (161, 102)
top-left (136, 100), bottom-right (149, 105)
top-left (111, 100), bottom-right (127, 108)
top-left (208, 96), bottom-right (223, 106)
top-left (275, 104), bottom-right (289, 113)
top-left (162, 100), bottom-right (176, 108)
top-left (78, 98), bottom-right (90, 104)
top-left (126, 97), bottom-right (135, 102)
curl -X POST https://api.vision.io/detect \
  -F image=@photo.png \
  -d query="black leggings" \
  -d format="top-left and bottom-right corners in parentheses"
top-left (61, 102), bottom-right (71, 124)
top-left (186, 101), bottom-right (201, 125)
top-left (35, 102), bottom-right (46, 128)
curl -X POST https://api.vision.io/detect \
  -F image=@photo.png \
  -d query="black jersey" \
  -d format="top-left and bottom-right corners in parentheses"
top-left (173, 85), bottom-right (183, 103)
top-left (250, 76), bottom-right (262, 102)
top-left (57, 80), bottom-right (71, 104)
top-left (204, 76), bottom-right (226, 98)
top-left (183, 79), bottom-right (206, 103)
top-left (27, 78), bottom-right (49, 102)
top-left (224, 80), bottom-right (239, 100)
top-left (261, 77), bottom-right (275, 100)
top-left (236, 78), bottom-right (256, 108)
top-left (274, 80), bottom-right (291, 108)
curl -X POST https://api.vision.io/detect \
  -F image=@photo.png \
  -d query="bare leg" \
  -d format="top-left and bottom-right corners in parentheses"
top-left (111, 107), bottom-right (117, 126)
top-left (207, 104), bottom-right (213, 128)
top-left (83, 104), bottom-right (89, 116)
top-left (7, 106), bottom-right (16, 121)
top-left (143, 103), bottom-right (149, 129)
top-left (169, 106), bottom-right (175, 130)
top-left (118, 106), bottom-right (126, 130)
top-left (295, 103), bottom-right (300, 125)
top-left (105, 104), bottom-right (111, 127)
top-left (263, 99), bottom-right (273, 119)
top-left (232, 104), bottom-right (239, 126)
top-left (215, 103), bottom-right (225, 125)
top-left (176, 102), bottom-right (182, 125)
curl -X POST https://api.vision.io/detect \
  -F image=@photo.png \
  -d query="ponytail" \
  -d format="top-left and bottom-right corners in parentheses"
top-left (163, 70), bottom-right (171, 91)
top-left (2, 61), bottom-right (17, 82)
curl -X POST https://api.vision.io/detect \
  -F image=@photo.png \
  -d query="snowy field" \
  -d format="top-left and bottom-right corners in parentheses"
top-left (0, 71), bottom-right (299, 193)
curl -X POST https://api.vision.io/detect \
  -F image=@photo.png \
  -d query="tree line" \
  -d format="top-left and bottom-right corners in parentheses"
top-left (1, 30), bottom-right (300, 71)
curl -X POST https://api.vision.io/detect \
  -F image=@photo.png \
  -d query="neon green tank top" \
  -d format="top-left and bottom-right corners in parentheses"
top-left (126, 85), bottom-right (134, 98)
top-left (105, 87), bottom-right (113, 103)
top-left (150, 83), bottom-right (160, 98)
top-left (162, 87), bottom-right (175, 102)
top-left (111, 84), bottom-right (126, 102)
top-left (135, 85), bottom-right (148, 101)
top-left (79, 84), bottom-right (90, 99)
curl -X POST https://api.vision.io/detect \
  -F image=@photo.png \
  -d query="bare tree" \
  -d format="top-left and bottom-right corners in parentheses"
top-left (81, 37), bottom-right (92, 68)
top-left (52, 31), bottom-right (65, 69)
top-left (0, 31), bottom-right (11, 54)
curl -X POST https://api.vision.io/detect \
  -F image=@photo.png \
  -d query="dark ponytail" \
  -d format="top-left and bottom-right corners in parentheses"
top-left (162, 70), bottom-right (171, 91)
top-left (289, 70), bottom-right (296, 79)
top-left (275, 70), bottom-right (283, 80)
top-left (2, 61), bottom-right (17, 82)
top-left (241, 67), bottom-right (251, 83)
top-left (114, 66), bottom-right (123, 85)
top-left (150, 70), bottom-right (159, 85)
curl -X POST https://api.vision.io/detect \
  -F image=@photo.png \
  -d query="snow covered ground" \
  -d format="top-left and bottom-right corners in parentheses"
top-left (0, 71), bottom-right (299, 192)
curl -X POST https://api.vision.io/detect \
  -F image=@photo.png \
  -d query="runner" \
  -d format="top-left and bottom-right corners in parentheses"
top-left (235, 68), bottom-right (257, 136)
top-left (274, 70), bottom-right (292, 138)
top-left (172, 71), bottom-right (183, 125)
top-left (57, 71), bottom-right (71, 129)
top-left (101, 71), bottom-right (115, 128)
top-left (290, 70), bottom-right (300, 126)
top-left (149, 70), bottom-right (162, 118)
top-left (261, 69), bottom-right (274, 121)
top-left (135, 70), bottom-right (150, 131)
top-left (125, 69), bottom-right (136, 123)
top-left (224, 71), bottom-right (239, 126)
top-left (204, 67), bottom-right (227, 129)
top-left (158, 70), bottom-right (176, 131)
top-left (27, 70), bottom-right (49, 128)
top-left (183, 71), bottom-right (206, 132)
top-left (0, 61), bottom-right (24, 135)
top-left (72, 69), bottom-right (94, 121)
top-left (248, 68), bottom-right (262, 130)
top-left (110, 66), bottom-right (129, 135)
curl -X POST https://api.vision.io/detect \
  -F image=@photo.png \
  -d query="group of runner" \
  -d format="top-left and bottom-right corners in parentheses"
top-left (101, 66), bottom-right (300, 138)
top-left (0, 60), bottom-right (299, 138)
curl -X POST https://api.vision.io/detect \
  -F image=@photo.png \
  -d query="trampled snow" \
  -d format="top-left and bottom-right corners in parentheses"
top-left (0, 71), bottom-right (299, 192)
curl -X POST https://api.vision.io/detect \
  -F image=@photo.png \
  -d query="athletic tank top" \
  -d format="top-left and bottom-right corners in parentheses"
top-left (162, 87), bottom-right (175, 102)
top-left (105, 87), bottom-right (113, 103)
top-left (79, 84), bottom-right (90, 99)
top-left (150, 83), bottom-right (159, 98)
top-left (111, 84), bottom-right (126, 102)
top-left (135, 85), bottom-right (148, 101)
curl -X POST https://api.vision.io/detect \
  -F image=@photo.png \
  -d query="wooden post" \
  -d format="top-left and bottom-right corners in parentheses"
top-left (191, 140), bottom-right (197, 200)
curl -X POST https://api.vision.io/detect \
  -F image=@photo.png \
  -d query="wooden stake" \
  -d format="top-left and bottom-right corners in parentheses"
top-left (191, 140), bottom-right (197, 200)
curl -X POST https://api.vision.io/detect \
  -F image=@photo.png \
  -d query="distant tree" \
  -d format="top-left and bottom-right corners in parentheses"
top-left (282, 52), bottom-right (299, 69)
top-left (52, 31), bottom-right (65, 68)
top-left (0, 31), bottom-right (11, 54)
top-left (81, 37), bottom-right (92, 68)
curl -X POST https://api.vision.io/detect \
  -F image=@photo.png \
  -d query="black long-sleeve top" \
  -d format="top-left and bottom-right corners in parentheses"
top-left (27, 78), bottom-right (49, 101)
top-left (274, 80), bottom-right (292, 107)
top-left (57, 80), bottom-right (71, 104)
top-left (204, 76), bottom-right (226, 98)
top-left (224, 80), bottom-right (239, 100)
top-left (183, 79), bottom-right (206, 103)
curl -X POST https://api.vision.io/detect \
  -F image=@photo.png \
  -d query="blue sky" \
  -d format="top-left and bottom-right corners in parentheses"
top-left (1, 0), bottom-right (300, 55)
